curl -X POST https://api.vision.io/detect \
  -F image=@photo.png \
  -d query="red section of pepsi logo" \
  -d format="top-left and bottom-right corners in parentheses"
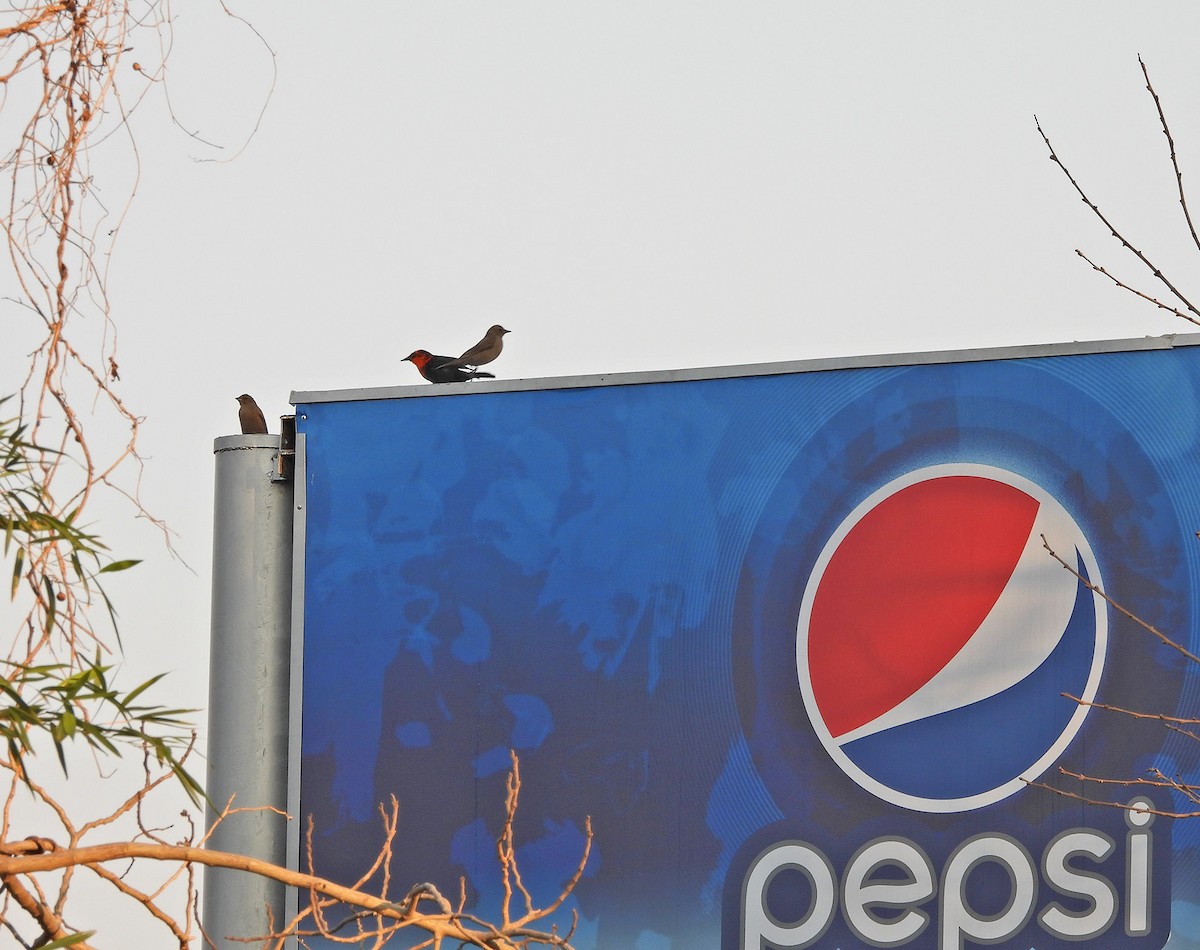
top-left (808, 476), bottom-right (1039, 738)
top-left (797, 464), bottom-right (1106, 812)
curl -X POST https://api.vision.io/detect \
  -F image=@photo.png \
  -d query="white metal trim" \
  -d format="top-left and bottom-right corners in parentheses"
top-left (290, 334), bottom-right (1200, 405)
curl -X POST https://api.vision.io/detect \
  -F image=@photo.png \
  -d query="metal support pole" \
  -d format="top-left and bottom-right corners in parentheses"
top-left (205, 432), bottom-right (294, 944)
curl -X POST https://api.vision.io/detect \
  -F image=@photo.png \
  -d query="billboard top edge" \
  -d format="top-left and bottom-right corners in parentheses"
top-left (289, 331), bottom-right (1200, 406)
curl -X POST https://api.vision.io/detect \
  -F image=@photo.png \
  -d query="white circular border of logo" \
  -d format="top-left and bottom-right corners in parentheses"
top-left (795, 463), bottom-right (1108, 813)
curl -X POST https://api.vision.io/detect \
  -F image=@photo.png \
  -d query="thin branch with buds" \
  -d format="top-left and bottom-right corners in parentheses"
top-left (1035, 57), bottom-right (1200, 326)
top-left (1037, 533), bottom-right (1200, 818)
top-left (1024, 774), bottom-right (1200, 819)
top-left (1040, 534), bottom-right (1200, 666)
top-left (1137, 55), bottom-right (1200, 256)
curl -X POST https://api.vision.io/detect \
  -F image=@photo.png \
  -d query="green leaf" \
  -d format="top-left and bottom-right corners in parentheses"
top-left (52, 735), bottom-right (67, 774)
top-left (98, 558), bottom-right (141, 574)
top-left (10, 545), bottom-right (22, 598)
top-left (38, 930), bottom-right (96, 949)
top-left (43, 575), bottom-right (56, 630)
top-left (174, 762), bottom-right (207, 807)
top-left (122, 673), bottom-right (166, 705)
top-left (0, 408), bottom-right (203, 796)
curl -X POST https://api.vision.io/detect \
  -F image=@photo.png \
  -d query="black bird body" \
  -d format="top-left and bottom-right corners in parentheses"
top-left (404, 350), bottom-right (496, 384)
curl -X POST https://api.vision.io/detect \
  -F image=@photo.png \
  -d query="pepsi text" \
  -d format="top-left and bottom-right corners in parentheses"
top-left (735, 797), bottom-right (1156, 950)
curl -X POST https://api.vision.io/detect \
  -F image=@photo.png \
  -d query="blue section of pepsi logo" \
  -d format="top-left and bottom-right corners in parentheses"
top-left (296, 345), bottom-right (1200, 949)
top-left (841, 551), bottom-right (1098, 801)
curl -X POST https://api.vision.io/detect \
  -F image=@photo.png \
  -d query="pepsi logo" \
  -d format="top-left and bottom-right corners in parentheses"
top-left (796, 464), bottom-right (1107, 813)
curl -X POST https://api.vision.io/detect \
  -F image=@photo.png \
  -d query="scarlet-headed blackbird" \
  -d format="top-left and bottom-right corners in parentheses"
top-left (404, 350), bottom-right (497, 384)
top-left (236, 394), bottom-right (268, 434)
top-left (444, 324), bottom-right (509, 369)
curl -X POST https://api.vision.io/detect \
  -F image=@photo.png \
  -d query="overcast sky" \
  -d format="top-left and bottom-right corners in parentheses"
top-left (7, 2), bottom-right (1200, 944)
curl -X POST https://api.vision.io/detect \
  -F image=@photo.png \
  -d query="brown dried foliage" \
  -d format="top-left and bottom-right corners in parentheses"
top-left (0, 4), bottom-right (593, 947)
top-left (0, 751), bottom-right (592, 948)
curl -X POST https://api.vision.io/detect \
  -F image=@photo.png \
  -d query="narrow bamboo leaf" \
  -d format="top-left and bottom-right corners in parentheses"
top-left (44, 576), bottom-right (56, 630)
top-left (122, 673), bottom-right (166, 705)
top-left (52, 736), bottom-right (68, 775)
top-left (10, 546), bottom-right (22, 598)
top-left (174, 763), bottom-right (207, 807)
top-left (98, 558), bottom-right (141, 574)
top-left (38, 930), bottom-right (96, 949)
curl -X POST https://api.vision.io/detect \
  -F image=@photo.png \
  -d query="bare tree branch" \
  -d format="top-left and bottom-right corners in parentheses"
top-left (1, 868), bottom-right (95, 949)
top-left (1041, 533), bottom-right (1200, 665)
top-left (1138, 55), bottom-right (1200, 256)
top-left (1035, 109), bottom-right (1200, 322)
top-left (1074, 247), bottom-right (1200, 325)
top-left (1024, 774), bottom-right (1200, 818)
top-left (1064, 693), bottom-right (1200, 742)
top-left (16, 751), bottom-right (580, 949)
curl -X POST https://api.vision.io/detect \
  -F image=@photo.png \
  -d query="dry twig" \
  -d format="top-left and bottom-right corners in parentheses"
top-left (1035, 58), bottom-right (1200, 326)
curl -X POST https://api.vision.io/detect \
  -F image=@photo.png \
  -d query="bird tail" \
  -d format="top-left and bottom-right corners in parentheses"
top-left (470, 371), bottom-right (496, 379)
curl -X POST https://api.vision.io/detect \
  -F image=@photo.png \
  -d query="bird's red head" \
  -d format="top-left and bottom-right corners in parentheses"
top-left (404, 350), bottom-right (432, 368)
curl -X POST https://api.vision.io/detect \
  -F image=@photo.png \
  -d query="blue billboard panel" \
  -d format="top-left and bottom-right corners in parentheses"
top-left (295, 340), bottom-right (1200, 949)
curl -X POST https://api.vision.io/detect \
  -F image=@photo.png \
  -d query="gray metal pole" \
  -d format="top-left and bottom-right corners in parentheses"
top-left (205, 433), bottom-right (294, 945)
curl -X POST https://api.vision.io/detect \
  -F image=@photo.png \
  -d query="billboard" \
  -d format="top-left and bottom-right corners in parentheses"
top-left (292, 336), bottom-right (1200, 949)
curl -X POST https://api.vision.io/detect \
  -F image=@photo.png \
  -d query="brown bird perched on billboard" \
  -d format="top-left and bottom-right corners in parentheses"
top-left (236, 394), bottom-right (269, 434)
top-left (404, 350), bottom-right (496, 384)
top-left (444, 324), bottom-right (509, 370)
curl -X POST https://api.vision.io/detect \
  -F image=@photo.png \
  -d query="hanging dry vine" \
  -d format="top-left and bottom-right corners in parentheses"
top-left (0, 7), bottom-right (596, 946)
top-left (5, 1), bottom-right (155, 665)
top-left (0, 5), bottom-right (244, 940)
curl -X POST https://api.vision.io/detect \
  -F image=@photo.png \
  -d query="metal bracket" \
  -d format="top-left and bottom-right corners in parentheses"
top-left (272, 415), bottom-right (296, 482)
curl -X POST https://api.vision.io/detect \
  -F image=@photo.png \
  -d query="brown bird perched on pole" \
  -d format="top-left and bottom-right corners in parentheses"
top-left (236, 394), bottom-right (269, 434)
top-left (444, 325), bottom-right (509, 370)
top-left (404, 350), bottom-right (496, 384)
